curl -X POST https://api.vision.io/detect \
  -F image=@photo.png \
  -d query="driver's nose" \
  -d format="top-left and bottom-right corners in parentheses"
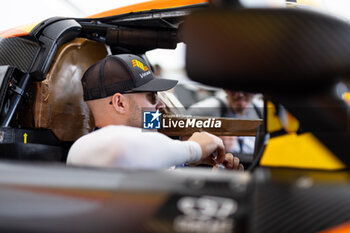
top-left (155, 99), bottom-right (165, 111)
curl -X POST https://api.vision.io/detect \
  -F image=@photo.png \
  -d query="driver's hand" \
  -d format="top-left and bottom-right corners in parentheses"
top-left (213, 153), bottom-right (244, 171)
top-left (188, 132), bottom-right (225, 165)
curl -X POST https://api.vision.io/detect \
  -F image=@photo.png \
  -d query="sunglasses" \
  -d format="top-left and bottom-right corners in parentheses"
top-left (109, 91), bottom-right (158, 105)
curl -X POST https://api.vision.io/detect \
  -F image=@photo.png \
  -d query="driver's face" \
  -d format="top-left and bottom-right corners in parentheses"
top-left (126, 92), bottom-right (164, 127)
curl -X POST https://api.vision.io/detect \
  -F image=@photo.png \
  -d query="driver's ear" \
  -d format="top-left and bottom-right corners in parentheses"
top-left (111, 93), bottom-right (128, 114)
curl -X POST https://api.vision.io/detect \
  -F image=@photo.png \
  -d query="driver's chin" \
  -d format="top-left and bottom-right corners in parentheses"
top-left (126, 113), bottom-right (143, 128)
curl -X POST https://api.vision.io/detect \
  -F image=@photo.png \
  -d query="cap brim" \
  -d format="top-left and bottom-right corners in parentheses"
top-left (131, 78), bottom-right (178, 92)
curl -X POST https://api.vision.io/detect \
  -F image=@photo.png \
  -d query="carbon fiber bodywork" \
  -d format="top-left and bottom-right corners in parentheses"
top-left (0, 163), bottom-right (349, 233)
top-left (0, 163), bottom-right (251, 233)
top-left (252, 169), bottom-right (350, 233)
top-left (0, 37), bottom-right (39, 73)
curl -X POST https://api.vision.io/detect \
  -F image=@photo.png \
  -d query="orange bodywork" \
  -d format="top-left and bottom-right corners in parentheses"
top-left (0, 0), bottom-right (207, 39)
top-left (88, 0), bottom-right (207, 18)
top-left (319, 221), bottom-right (350, 233)
top-left (0, 28), bottom-right (30, 38)
top-left (0, 22), bottom-right (39, 38)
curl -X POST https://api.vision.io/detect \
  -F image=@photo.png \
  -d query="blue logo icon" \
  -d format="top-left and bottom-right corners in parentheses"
top-left (143, 110), bottom-right (161, 129)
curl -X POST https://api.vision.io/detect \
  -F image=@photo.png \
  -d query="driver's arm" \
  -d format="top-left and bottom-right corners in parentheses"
top-left (67, 125), bottom-right (225, 169)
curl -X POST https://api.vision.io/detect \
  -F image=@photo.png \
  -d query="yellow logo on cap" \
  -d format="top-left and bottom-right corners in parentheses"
top-left (132, 59), bottom-right (149, 71)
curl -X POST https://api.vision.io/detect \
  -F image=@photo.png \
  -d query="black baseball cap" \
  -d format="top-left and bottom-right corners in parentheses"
top-left (82, 54), bottom-right (178, 101)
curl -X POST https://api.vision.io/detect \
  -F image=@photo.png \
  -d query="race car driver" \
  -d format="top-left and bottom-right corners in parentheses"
top-left (67, 54), bottom-right (243, 170)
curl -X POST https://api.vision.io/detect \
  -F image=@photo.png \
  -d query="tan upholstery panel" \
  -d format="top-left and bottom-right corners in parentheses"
top-left (33, 38), bottom-right (108, 141)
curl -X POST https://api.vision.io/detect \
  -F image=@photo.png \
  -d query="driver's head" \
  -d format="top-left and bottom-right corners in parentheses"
top-left (225, 90), bottom-right (254, 115)
top-left (82, 54), bottom-right (177, 128)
